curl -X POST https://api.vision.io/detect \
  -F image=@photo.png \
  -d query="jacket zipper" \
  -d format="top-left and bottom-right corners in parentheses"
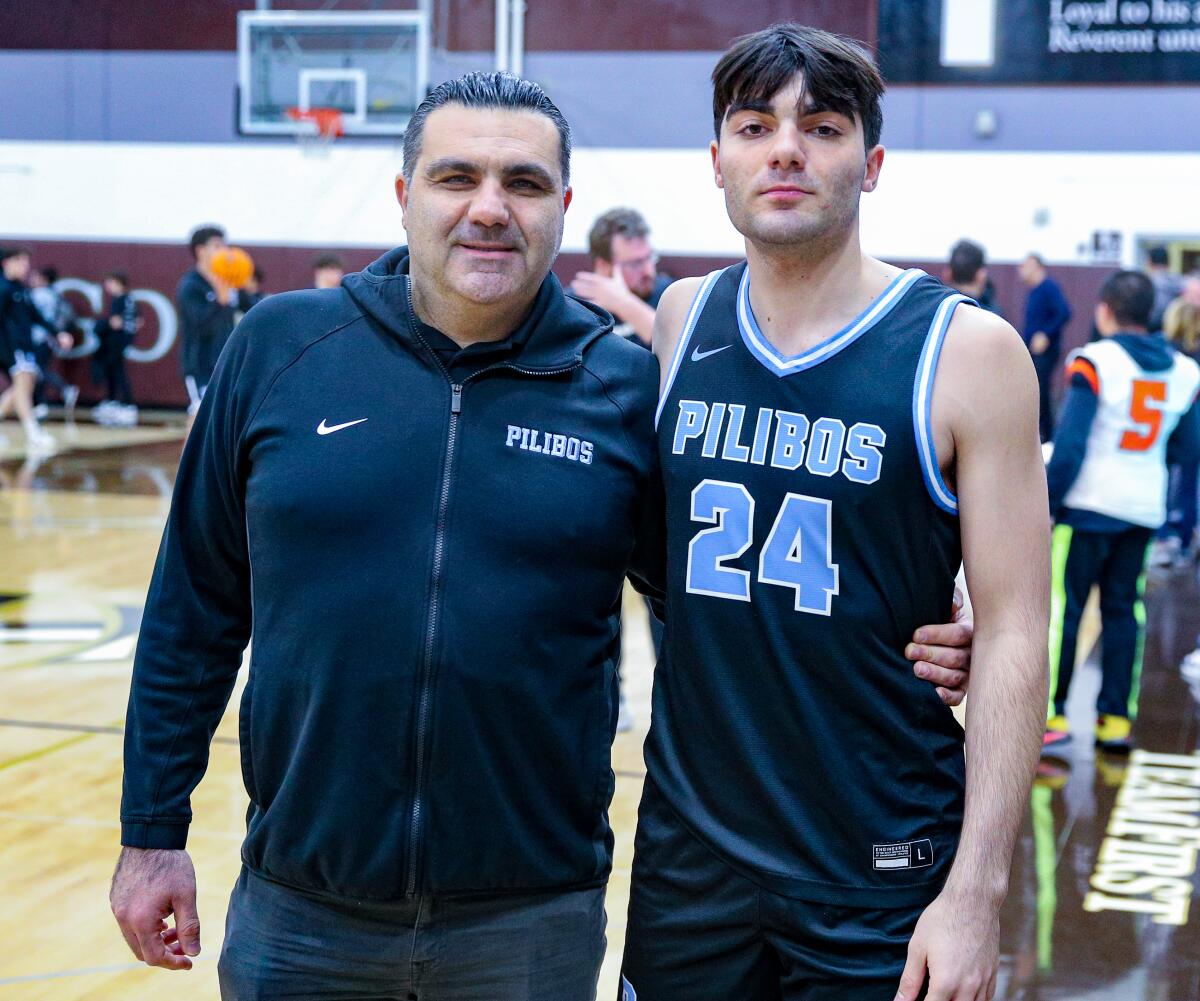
top-left (402, 286), bottom-right (580, 895)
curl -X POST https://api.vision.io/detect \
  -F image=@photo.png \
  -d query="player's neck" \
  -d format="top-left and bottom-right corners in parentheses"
top-left (743, 233), bottom-right (895, 355)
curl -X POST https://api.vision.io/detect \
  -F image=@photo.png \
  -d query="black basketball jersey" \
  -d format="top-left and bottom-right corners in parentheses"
top-left (645, 262), bottom-right (969, 908)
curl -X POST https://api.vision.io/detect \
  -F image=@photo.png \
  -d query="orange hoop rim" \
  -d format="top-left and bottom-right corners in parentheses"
top-left (285, 106), bottom-right (346, 139)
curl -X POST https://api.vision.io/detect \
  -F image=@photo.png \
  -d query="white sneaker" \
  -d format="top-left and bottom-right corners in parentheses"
top-left (25, 427), bottom-right (56, 453)
top-left (32, 403), bottom-right (49, 420)
top-left (616, 692), bottom-right (634, 733)
top-left (1151, 538), bottom-right (1181, 568)
top-left (63, 385), bottom-right (80, 412)
top-left (1181, 648), bottom-right (1200, 682)
top-left (92, 401), bottom-right (117, 425)
top-left (115, 404), bottom-right (139, 427)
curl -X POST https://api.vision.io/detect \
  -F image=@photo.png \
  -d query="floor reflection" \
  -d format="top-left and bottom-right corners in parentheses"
top-left (998, 565), bottom-right (1200, 999)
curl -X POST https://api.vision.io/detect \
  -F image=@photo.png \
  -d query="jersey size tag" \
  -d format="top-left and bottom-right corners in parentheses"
top-left (873, 839), bottom-right (934, 870)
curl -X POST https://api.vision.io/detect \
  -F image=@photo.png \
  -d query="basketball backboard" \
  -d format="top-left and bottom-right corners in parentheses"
top-left (237, 10), bottom-right (429, 137)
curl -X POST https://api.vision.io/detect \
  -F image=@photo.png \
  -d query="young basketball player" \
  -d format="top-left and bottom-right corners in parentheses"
top-left (621, 25), bottom-right (1050, 1001)
top-left (1043, 270), bottom-right (1200, 756)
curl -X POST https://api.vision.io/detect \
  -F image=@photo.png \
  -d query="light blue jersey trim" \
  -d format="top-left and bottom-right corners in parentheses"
top-left (914, 293), bottom-right (972, 516)
top-left (736, 267), bottom-right (925, 378)
top-left (654, 268), bottom-right (726, 428)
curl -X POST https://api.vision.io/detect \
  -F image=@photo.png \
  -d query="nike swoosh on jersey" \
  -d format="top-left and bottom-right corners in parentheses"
top-left (691, 344), bottom-right (731, 362)
top-left (316, 417), bottom-right (369, 435)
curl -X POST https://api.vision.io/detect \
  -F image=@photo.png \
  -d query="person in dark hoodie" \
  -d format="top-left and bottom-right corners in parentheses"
top-left (1044, 270), bottom-right (1200, 757)
top-left (175, 224), bottom-right (255, 436)
top-left (109, 72), bottom-right (972, 1001)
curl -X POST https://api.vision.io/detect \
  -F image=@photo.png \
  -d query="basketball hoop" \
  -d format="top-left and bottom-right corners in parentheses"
top-left (286, 106), bottom-right (345, 157)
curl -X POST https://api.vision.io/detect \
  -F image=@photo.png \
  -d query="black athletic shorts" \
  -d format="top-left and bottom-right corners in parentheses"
top-left (619, 778), bottom-right (930, 1001)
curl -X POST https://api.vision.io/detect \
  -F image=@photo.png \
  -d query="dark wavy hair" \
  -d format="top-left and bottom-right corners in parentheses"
top-left (712, 23), bottom-right (884, 150)
top-left (402, 72), bottom-right (572, 187)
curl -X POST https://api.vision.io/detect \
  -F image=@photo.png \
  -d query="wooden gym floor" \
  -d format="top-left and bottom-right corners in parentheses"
top-left (1, 415), bottom-right (1199, 1000)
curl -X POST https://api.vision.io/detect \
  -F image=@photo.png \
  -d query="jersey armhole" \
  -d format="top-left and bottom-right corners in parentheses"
top-left (1065, 356), bottom-right (1100, 395)
top-left (654, 268), bottom-right (726, 428)
top-left (913, 293), bottom-right (971, 516)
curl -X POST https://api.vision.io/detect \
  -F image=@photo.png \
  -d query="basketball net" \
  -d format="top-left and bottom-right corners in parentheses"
top-left (286, 107), bottom-right (345, 158)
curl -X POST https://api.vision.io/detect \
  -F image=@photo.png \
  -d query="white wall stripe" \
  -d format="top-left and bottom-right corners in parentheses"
top-left (2, 141), bottom-right (1199, 265)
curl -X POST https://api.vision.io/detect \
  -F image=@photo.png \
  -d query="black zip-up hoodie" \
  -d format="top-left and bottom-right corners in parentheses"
top-left (122, 247), bottom-right (664, 899)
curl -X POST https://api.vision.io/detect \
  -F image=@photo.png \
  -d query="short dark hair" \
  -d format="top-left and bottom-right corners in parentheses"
top-left (188, 224), bottom-right (225, 259)
top-left (39, 267), bottom-right (58, 284)
top-left (949, 240), bottom-right (986, 285)
top-left (0, 246), bottom-right (30, 264)
top-left (1100, 269), bottom-right (1155, 329)
top-left (588, 208), bottom-right (650, 262)
top-left (712, 23), bottom-right (884, 149)
top-left (402, 72), bottom-right (572, 186)
top-left (312, 253), bottom-right (345, 272)
top-left (1148, 245), bottom-right (1169, 267)
top-left (105, 270), bottom-right (130, 289)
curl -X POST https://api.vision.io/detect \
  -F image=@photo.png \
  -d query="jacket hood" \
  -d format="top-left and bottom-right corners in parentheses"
top-left (1112, 331), bottom-right (1175, 373)
top-left (342, 246), bottom-right (614, 370)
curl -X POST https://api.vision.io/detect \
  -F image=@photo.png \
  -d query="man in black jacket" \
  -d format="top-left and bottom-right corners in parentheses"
top-left (111, 73), bottom-right (971, 1001)
top-left (176, 224), bottom-right (254, 435)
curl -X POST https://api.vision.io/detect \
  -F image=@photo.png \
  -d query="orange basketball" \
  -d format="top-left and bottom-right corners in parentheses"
top-left (211, 247), bottom-right (255, 289)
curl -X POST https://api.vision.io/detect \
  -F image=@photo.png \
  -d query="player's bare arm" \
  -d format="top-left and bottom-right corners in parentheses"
top-left (897, 305), bottom-right (1050, 1001)
top-left (653, 274), bottom-right (974, 700)
top-left (651, 276), bottom-right (704, 391)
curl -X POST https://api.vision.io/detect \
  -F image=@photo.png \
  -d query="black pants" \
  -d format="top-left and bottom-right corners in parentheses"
top-left (620, 780), bottom-right (928, 1001)
top-left (1032, 350), bottom-right (1058, 443)
top-left (219, 867), bottom-right (606, 1001)
top-left (98, 338), bottom-right (132, 404)
top-left (1049, 523), bottom-right (1153, 719)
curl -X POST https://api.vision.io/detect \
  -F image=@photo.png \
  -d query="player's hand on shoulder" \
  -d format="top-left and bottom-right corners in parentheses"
top-left (110, 846), bottom-right (202, 971)
top-left (651, 277), bottom-right (705, 376)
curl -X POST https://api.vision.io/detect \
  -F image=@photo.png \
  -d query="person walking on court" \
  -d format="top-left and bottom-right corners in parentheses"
top-left (1019, 253), bottom-right (1073, 442)
top-left (176, 224), bottom-right (251, 433)
top-left (1043, 271), bottom-right (1200, 757)
top-left (93, 271), bottom-right (140, 427)
top-left (0, 247), bottom-right (56, 452)
top-left (110, 72), bottom-right (973, 1001)
top-left (620, 25), bottom-right (1049, 1001)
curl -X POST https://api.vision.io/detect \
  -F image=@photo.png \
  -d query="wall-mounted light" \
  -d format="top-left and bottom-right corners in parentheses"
top-left (973, 109), bottom-right (998, 139)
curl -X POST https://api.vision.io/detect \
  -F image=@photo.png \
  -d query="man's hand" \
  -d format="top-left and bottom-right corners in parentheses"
top-left (895, 890), bottom-right (999, 1001)
top-left (572, 262), bottom-right (636, 317)
top-left (907, 588), bottom-right (973, 706)
top-left (55, 331), bottom-right (73, 351)
top-left (110, 847), bottom-right (201, 970)
top-left (1029, 332), bottom-right (1050, 355)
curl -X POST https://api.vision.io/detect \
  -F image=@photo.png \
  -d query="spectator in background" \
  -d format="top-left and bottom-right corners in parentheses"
top-left (0, 247), bottom-right (56, 452)
top-left (947, 239), bottom-right (1003, 316)
top-left (93, 272), bottom-right (139, 428)
top-left (1155, 297), bottom-right (1200, 566)
top-left (1181, 273), bottom-right (1200, 309)
top-left (571, 208), bottom-right (670, 348)
top-left (312, 254), bottom-right (345, 290)
top-left (177, 224), bottom-right (251, 434)
top-left (1019, 253), bottom-right (1073, 442)
top-left (1044, 271), bottom-right (1200, 755)
top-left (27, 266), bottom-right (79, 415)
top-left (242, 268), bottom-right (267, 309)
top-left (1146, 245), bottom-right (1183, 333)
